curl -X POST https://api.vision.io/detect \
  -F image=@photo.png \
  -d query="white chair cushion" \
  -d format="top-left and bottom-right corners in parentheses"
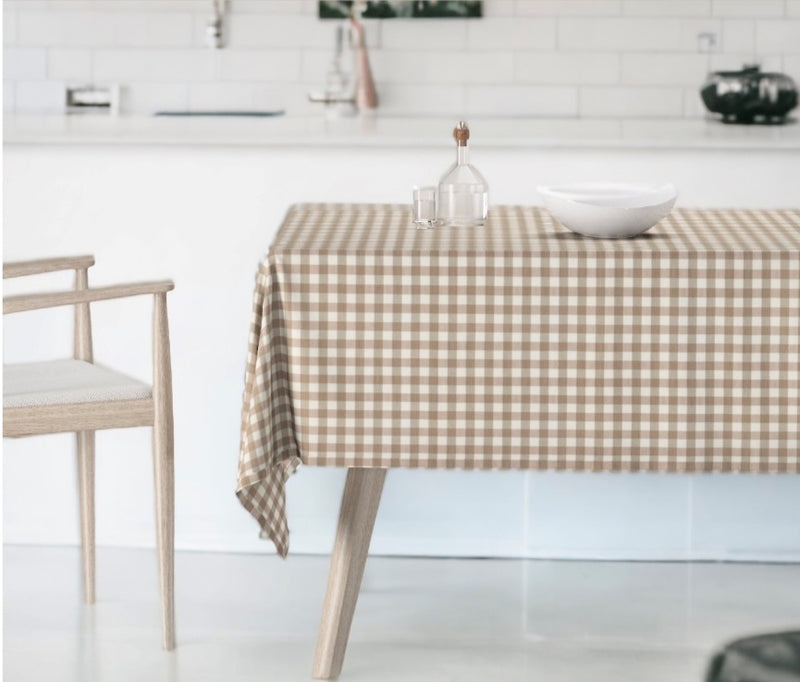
top-left (3, 359), bottom-right (152, 408)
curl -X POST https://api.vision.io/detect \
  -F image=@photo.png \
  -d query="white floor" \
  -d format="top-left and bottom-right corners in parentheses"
top-left (4, 546), bottom-right (800, 682)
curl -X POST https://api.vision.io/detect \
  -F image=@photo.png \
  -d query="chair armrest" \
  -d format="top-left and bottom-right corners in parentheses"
top-left (3, 255), bottom-right (95, 279)
top-left (3, 280), bottom-right (175, 314)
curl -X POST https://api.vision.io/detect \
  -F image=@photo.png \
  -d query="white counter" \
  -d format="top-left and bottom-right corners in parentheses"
top-left (4, 114), bottom-right (800, 561)
top-left (5, 113), bottom-right (800, 150)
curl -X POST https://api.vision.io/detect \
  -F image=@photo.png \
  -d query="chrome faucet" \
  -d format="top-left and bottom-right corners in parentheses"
top-left (309, 18), bottom-right (378, 115)
top-left (309, 23), bottom-right (356, 111)
top-left (206, 0), bottom-right (227, 49)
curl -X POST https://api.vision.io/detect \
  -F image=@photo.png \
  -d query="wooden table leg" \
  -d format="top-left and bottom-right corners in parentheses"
top-left (312, 468), bottom-right (386, 680)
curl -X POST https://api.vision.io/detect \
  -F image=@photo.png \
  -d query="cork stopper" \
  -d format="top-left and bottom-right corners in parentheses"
top-left (453, 120), bottom-right (470, 147)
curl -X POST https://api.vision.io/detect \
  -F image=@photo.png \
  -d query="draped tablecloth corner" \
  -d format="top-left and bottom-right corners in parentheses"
top-left (237, 203), bottom-right (800, 556)
top-left (237, 256), bottom-right (303, 557)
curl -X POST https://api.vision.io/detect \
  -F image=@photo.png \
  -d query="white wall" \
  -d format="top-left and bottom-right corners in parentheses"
top-left (4, 142), bottom-right (800, 561)
top-left (4, 0), bottom-right (800, 117)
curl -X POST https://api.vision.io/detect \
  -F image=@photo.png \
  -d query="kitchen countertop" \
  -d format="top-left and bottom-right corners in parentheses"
top-left (4, 114), bottom-right (800, 150)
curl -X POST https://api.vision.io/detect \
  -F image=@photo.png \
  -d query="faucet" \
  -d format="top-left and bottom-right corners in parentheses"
top-left (309, 13), bottom-right (378, 115)
top-left (206, 0), bottom-right (227, 49)
top-left (309, 22), bottom-right (357, 113)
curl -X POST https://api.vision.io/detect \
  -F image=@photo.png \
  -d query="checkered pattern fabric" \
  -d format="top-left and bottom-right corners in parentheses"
top-left (238, 203), bottom-right (800, 556)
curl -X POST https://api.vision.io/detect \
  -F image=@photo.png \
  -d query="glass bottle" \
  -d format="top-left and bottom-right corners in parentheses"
top-left (437, 121), bottom-right (489, 227)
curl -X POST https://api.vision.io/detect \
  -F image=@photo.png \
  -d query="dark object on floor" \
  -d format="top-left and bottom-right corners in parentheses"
top-left (706, 631), bottom-right (800, 682)
top-left (701, 65), bottom-right (798, 124)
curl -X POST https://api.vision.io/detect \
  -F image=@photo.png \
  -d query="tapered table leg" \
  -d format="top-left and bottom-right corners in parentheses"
top-left (312, 468), bottom-right (386, 680)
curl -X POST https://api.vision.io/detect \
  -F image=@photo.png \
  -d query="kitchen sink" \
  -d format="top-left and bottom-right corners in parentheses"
top-left (153, 110), bottom-right (285, 117)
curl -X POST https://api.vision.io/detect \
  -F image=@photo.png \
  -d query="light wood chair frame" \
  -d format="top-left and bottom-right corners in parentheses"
top-left (3, 255), bottom-right (176, 650)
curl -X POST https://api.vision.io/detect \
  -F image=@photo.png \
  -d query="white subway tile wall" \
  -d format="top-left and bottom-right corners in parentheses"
top-left (4, 6), bottom-right (18, 45)
top-left (622, 1), bottom-right (711, 17)
top-left (580, 85), bottom-right (685, 117)
top-left (47, 48), bottom-right (93, 81)
top-left (723, 18), bottom-right (757, 52)
top-left (2, 0), bottom-right (799, 116)
top-left (4, 47), bottom-right (48, 81)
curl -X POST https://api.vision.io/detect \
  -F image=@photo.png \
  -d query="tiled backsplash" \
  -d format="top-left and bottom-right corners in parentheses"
top-left (4, 0), bottom-right (800, 117)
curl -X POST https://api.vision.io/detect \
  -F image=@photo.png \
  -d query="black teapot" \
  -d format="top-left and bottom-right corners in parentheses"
top-left (701, 65), bottom-right (798, 124)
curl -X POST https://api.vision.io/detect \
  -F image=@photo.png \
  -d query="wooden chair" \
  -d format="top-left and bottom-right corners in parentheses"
top-left (2, 255), bottom-right (176, 650)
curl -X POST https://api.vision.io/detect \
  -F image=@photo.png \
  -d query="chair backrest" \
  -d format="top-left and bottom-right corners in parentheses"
top-left (4, 257), bottom-right (174, 403)
top-left (4, 258), bottom-right (175, 440)
top-left (3, 255), bottom-right (96, 364)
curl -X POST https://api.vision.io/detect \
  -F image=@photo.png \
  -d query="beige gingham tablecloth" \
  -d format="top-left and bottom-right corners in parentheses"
top-left (238, 203), bottom-right (800, 555)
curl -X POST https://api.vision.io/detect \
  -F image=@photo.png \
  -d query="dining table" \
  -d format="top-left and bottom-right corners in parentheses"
top-left (237, 202), bottom-right (800, 679)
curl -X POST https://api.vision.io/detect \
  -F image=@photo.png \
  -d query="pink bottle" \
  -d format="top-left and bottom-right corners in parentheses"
top-left (350, 17), bottom-right (378, 110)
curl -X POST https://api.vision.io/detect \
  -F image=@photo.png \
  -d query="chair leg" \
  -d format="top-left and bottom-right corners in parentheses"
top-left (153, 292), bottom-right (175, 651)
top-left (312, 468), bottom-right (387, 680)
top-left (152, 409), bottom-right (175, 650)
top-left (76, 430), bottom-right (95, 604)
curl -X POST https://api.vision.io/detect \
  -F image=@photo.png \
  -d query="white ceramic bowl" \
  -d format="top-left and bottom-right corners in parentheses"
top-left (537, 182), bottom-right (678, 239)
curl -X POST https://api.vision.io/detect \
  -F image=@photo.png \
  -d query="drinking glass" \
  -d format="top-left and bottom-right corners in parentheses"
top-left (412, 186), bottom-right (437, 228)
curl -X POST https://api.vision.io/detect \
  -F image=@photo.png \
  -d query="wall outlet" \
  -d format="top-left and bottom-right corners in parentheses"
top-left (697, 31), bottom-right (718, 54)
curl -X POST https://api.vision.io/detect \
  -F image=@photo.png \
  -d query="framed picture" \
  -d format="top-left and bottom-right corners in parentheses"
top-left (319, 1), bottom-right (483, 19)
